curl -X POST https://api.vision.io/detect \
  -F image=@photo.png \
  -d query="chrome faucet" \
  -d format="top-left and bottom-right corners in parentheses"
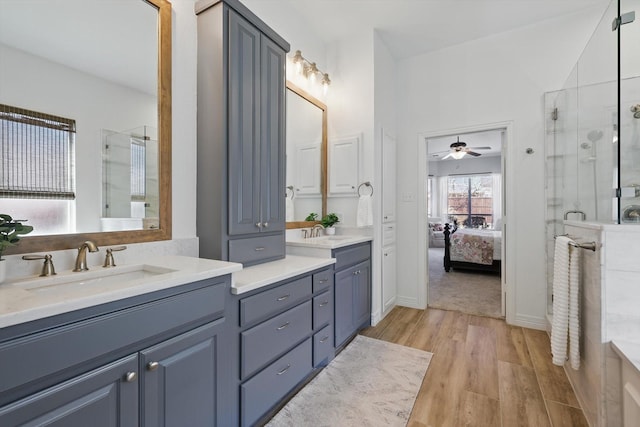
top-left (73, 241), bottom-right (99, 272)
top-left (311, 224), bottom-right (324, 238)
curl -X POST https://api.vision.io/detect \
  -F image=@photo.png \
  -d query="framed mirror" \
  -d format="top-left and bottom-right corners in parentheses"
top-left (285, 81), bottom-right (327, 229)
top-left (0, 0), bottom-right (172, 254)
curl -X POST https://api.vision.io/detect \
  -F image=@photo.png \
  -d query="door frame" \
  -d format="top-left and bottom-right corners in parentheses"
top-left (417, 121), bottom-right (514, 320)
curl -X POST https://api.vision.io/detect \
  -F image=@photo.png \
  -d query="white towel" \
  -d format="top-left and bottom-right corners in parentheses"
top-left (550, 236), bottom-right (581, 370)
top-left (356, 194), bottom-right (373, 227)
top-left (285, 197), bottom-right (294, 222)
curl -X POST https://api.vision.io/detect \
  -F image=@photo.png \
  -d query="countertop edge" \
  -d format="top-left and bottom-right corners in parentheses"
top-left (611, 340), bottom-right (640, 374)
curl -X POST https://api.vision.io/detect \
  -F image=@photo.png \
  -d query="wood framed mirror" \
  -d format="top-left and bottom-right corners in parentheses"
top-left (285, 81), bottom-right (327, 229)
top-left (0, 0), bottom-right (172, 254)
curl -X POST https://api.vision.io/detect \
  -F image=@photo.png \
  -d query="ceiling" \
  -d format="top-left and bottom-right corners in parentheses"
top-left (427, 130), bottom-right (503, 160)
top-left (244, 0), bottom-right (610, 59)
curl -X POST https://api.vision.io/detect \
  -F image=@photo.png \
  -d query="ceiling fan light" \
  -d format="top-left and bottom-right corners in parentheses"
top-left (451, 151), bottom-right (466, 160)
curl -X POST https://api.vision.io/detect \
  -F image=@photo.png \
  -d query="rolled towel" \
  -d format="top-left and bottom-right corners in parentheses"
top-left (568, 244), bottom-right (581, 370)
top-left (357, 194), bottom-right (373, 227)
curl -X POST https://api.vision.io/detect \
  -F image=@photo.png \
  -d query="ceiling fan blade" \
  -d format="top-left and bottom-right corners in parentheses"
top-left (466, 151), bottom-right (482, 157)
top-left (430, 150), bottom-right (450, 155)
top-left (468, 146), bottom-right (492, 150)
top-left (441, 153), bottom-right (453, 160)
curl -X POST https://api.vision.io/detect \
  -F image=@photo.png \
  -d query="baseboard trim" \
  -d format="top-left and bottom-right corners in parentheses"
top-left (512, 314), bottom-right (547, 330)
top-left (396, 296), bottom-right (420, 309)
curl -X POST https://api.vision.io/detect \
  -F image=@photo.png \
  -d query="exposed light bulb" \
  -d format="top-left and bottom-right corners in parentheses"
top-left (321, 73), bottom-right (331, 95)
top-left (292, 50), bottom-right (303, 75)
top-left (308, 63), bottom-right (318, 84)
top-left (451, 151), bottom-right (466, 160)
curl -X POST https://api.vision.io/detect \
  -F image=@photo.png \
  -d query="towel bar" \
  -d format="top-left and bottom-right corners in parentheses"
top-left (357, 181), bottom-right (373, 196)
top-left (554, 234), bottom-right (598, 251)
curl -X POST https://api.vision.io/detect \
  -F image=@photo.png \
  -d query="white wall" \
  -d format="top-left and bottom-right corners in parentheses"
top-left (396, 7), bottom-right (606, 327)
top-left (429, 156), bottom-right (502, 177)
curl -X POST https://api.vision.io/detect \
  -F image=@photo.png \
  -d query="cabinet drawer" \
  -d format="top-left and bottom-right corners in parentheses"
top-left (313, 325), bottom-right (333, 367)
top-left (241, 301), bottom-right (311, 379)
top-left (239, 276), bottom-right (312, 326)
top-left (312, 268), bottom-right (333, 293)
top-left (334, 243), bottom-right (370, 271)
top-left (229, 234), bottom-right (285, 265)
top-left (313, 290), bottom-right (332, 330)
top-left (241, 338), bottom-right (312, 427)
top-left (382, 224), bottom-right (396, 246)
top-left (0, 282), bottom-right (227, 396)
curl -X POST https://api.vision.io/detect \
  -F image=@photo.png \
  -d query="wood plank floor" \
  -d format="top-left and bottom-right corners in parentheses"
top-left (360, 306), bottom-right (588, 427)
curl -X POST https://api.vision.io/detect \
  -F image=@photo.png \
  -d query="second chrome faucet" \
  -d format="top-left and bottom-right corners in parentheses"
top-left (73, 241), bottom-right (99, 272)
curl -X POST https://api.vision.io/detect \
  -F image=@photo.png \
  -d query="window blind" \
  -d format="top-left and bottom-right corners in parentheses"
top-left (0, 104), bottom-right (76, 200)
top-left (130, 138), bottom-right (146, 201)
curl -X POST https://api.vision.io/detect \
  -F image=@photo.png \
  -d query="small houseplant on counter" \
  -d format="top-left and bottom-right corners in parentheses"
top-left (320, 213), bottom-right (340, 235)
top-left (0, 214), bottom-right (34, 283)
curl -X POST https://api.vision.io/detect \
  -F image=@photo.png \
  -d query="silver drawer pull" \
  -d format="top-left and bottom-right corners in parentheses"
top-left (319, 301), bottom-right (329, 307)
top-left (318, 279), bottom-right (328, 284)
top-left (255, 247), bottom-right (265, 251)
top-left (277, 294), bottom-right (290, 301)
top-left (277, 364), bottom-right (291, 376)
top-left (124, 371), bottom-right (137, 382)
top-left (319, 336), bottom-right (329, 343)
top-left (147, 361), bottom-right (159, 371)
top-left (277, 322), bottom-right (290, 330)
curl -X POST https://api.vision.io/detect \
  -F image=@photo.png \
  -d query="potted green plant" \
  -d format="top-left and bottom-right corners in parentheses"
top-left (0, 214), bottom-right (34, 283)
top-left (305, 213), bottom-right (318, 221)
top-left (320, 213), bottom-right (339, 235)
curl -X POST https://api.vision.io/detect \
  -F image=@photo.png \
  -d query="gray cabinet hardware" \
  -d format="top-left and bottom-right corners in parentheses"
top-left (276, 364), bottom-right (291, 376)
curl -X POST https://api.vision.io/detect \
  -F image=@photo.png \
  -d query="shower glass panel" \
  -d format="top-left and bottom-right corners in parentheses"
top-left (544, 0), bottom-right (621, 313)
top-left (620, 0), bottom-right (640, 222)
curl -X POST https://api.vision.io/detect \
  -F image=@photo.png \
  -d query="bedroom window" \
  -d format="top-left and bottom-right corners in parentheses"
top-left (0, 104), bottom-right (76, 235)
top-left (447, 174), bottom-right (493, 228)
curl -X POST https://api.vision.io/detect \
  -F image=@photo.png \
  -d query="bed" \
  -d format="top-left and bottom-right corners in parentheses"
top-left (443, 223), bottom-right (501, 273)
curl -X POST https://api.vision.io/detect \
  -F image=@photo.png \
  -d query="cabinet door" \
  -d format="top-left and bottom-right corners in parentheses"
top-left (0, 355), bottom-right (138, 427)
top-left (382, 246), bottom-right (397, 314)
top-left (353, 260), bottom-right (371, 330)
top-left (382, 130), bottom-right (396, 222)
top-left (260, 34), bottom-right (286, 232)
top-left (334, 266), bottom-right (356, 348)
top-left (329, 135), bottom-right (360, 195)
top-left (142, 319), bottom-right (226, 427)
top-left (228, 10), bottom-right (261, 235)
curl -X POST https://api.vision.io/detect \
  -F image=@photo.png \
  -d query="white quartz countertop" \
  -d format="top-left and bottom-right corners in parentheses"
top-left (285, 235), bottom-right (372, 249)
top-left (612, 340), bottom-right (640, 374)
top-left (0, 256), bottom-right (242, 329)
top-left (232, 255), bottom-right (336, 295)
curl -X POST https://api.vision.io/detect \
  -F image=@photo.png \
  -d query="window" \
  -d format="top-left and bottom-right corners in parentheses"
top-left (447, 174), bottom-right (493, 228)
top-left (0, 104), bottom-right (76, 235)
top-left (427, 177), bottom-right (433, 217)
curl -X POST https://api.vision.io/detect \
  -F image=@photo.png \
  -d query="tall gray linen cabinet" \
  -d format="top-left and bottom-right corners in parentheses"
top-left (196, 0), bottom-right (290, 266)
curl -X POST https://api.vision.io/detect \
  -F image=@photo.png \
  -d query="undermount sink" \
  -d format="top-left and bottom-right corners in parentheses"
top-left (315, 236), bottom-right (351, 241)
top-left (16, 264), bottom-right (177, 295)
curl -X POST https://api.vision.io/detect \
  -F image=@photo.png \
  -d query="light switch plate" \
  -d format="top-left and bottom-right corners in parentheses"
top-left (401, 192), bottom-right (416, 202)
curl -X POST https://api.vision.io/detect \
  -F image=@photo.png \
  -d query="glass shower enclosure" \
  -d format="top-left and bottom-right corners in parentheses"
top-left (545, 0), bottom-right (640, 313)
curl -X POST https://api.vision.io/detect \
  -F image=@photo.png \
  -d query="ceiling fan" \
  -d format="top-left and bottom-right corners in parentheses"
top-left (433, 136), bottom-right (491, 160)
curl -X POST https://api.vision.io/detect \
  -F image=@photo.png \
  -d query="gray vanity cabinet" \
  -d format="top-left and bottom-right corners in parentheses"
top-left (333, 243), bottom-right (372, 349)
top-left (0, 278), bottom-right (233, 427)
top-left (197, 0), bottom-right (289, 266)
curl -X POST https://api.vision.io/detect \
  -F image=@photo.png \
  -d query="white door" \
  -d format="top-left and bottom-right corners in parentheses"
top-left (382, 244), bottom-right (397, 314)
top-left (382, 131), bottom-right (397, 223)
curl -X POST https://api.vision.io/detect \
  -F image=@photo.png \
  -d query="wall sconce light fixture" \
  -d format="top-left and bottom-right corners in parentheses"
top-left (291, 50), bottom-right (331, 94)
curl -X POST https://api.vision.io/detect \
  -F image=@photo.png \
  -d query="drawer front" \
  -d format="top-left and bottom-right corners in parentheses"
top-left (312, 290), bottom-right (333, 330)
top-left (312, 268), bottom-right (334, 293)
top-left (228, 234), bottom-right (285, 266)
top-left (313, 325), bottom-right (333, 367)
top-left (241, 301), bottom-right (312, 379)
top-left (241, 339), bottom-right (312, 427)
top-left (0, 281), bottom-right (227, 396)
top-left (382, 224), bottom-right (396, 246)
top-left (239, 276), bottom-right (312, 326)
top-left (333, 242), bottom-right (370, 271)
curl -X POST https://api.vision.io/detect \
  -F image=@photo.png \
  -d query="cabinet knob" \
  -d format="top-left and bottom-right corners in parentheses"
top-left (263, 222), bottom-right (269, 228)
top-left (255, 222), bottom-right (262, 228)
top-left (384, 216), bottom-right (388, 219)
top-left (277, 364), bottom-right (291, 376)
top-left (147, 361), bottom-right (159, 371)
top-left (384, 253), bottom-right (388, 257)
top-left (124, 371), bottom-right (137, 382)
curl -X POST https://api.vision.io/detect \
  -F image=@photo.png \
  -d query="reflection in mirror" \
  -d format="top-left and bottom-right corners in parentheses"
top-left (285, 82), bottom-right (327, 228)
top-left (0, 0), bottom-right (172, 253)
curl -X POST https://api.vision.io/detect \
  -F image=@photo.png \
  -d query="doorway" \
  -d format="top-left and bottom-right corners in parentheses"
top-left (422, 127), bottom-right (507, 318)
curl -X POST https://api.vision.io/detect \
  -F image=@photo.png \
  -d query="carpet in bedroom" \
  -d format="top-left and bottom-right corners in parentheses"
top-left (428, 247), bottom-right (502, 318)
top-left (266, 335), bottom-right (432, 427)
